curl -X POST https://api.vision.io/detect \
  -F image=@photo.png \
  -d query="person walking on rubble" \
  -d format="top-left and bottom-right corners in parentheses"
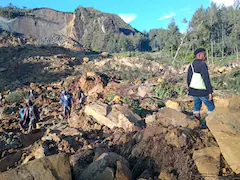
top-left (187, 48), bottom-right (215, 120)
top-left (29, 89), bottom-right (35, 100)
top-left (60, 90), bottom-right (73, 120)
top-left (20, 100), bottom-right (40, 132)
top-left (77, 87), bottom-right (85, 109)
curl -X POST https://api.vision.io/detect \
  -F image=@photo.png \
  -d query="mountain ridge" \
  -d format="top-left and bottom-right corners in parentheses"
top-left (0, 6), bottom-right (139, 51)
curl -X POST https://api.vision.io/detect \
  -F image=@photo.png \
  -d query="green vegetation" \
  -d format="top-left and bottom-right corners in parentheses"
top-left (153, 80), bottom-right (187, 99)
top-left (112, 51), bottom-right (143, 57)
top-left (122, 96), bottom-right (133, 105)
top-left (106, 92), bottom-right (117, 102)
top-left (0, 5), bottom-right (30, 18)
top-left (122, 97), bottom-right (149, 117)
top-left (211, 68), bottom-right (240, 93)
top-left (119, 68), bottom-right (153, 82)
top-left (1, 2), bottom-right (240, 65)
top-left (7, 90), bottom-right (27, 103)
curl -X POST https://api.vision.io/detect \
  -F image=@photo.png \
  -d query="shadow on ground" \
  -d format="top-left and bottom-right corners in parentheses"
top-left (0, 44), bottom-right (99, 91)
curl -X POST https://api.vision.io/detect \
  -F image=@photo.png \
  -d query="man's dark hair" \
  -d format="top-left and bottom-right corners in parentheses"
top-left (194, 48), bottom-right (206, 56)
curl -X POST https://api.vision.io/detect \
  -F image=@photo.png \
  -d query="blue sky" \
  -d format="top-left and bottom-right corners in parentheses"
top-left (0, 0), bottom-right (235, 32)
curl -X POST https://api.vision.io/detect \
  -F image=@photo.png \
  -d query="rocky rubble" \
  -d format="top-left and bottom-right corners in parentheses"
top-left (0, 153), bottom-right (71, 180)
top-left (0, 78), bottom-right (240, 180)
top-left (1, 44), bottom-right (240, 179)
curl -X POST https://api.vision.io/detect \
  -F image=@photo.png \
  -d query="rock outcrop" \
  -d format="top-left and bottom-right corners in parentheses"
top-left (0, 153), bottom-right (71, 180)
top-left (0, 6), bottom-right (137, 49)
top-left (79, 152), bottom-right (129, 180)
top-left (193, 146), bottom-right (221, 180)
top-left (146, 107), bottom-right (200, 129)
top-left (206, 108), bottom-right (240, 174)
top-left (84, 103), bottom-right (142, 131)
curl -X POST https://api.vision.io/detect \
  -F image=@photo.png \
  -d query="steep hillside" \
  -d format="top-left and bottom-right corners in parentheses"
top-left (0, 6), bottom-right (138, 51)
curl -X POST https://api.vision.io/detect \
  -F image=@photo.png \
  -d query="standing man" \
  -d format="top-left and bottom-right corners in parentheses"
top-left (29, 89), bottom-right (35, 100)
top-left (77, 87), bottom-right (85, 109)
top-left (187, 48), bottom-right (215, 120)
top-left (60, 90), bottom-right (73, 120)
top-left (22, 100), bottom-right (40, 133)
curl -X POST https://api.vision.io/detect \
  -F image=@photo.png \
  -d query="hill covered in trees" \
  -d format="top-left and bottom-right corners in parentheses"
top-left (1, 2), bottom-right (240, 62)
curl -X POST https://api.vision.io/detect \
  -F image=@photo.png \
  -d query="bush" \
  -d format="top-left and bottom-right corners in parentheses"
top-left (184, 53), bottom-right (194, 64)
top-left (153, 81), bottom-right (173, 99)
top-left (106, 92), bottom-right (117, 102)
top-left (153, 80), bottom-right (187, 99)
top-left (0, 6), bottom-right (30, 18)
top-left (122, 96), bottom-right (133, 105)
top-left (211, 68), bottom-right (240, 93)
top-left (113, 51), bottom-right (142, 57)
top-left (7, 90), bottom-right (27, 103)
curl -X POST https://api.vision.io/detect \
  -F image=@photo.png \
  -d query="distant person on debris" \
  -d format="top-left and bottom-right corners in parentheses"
top-left (18, 105), bottom-right (25, 131)
top-left (20, 100), bottom-right (40, 132)
top-left (60, 90), bottom-right (73, 120)
top-left (19, 105), bottom-right (25, 119)
top-left (29, 89), bottom-right (35, 100)
top-left (77, 87), bottom-right (85, 109)
top-left (187, 48), bottom-right (215, 120)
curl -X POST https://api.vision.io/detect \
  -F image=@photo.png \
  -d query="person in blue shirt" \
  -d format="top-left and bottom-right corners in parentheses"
top-left (60, 90), bottom-right (73, 120)
top-left (187, 48), bottom-right (215, 120)
top-left (19, 100), bottom-right (40, 132)
top-left (19, 106), bottom-right (25, 119)
top-left (19, 105), bottom-right (25, 130)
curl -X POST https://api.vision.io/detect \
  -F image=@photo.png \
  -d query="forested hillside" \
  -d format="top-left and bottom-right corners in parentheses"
top-left (149, 1), bottom-right (240, 63)
top-left (1, 2), bottom-right (240, 62)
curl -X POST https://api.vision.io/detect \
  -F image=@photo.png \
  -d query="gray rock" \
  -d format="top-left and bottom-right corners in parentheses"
top-left (79, 152), bottom-right (129, 180)
top-left (0, 153), bottom-right (71, 180)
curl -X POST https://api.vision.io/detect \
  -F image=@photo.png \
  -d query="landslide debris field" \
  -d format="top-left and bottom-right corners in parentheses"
top-left (0, 42), bottom-right (240, 180)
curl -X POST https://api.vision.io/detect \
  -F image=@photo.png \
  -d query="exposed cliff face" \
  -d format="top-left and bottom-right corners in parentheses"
top-left (0, 6), bottom-right (137, 49)
top-left (0, 9), bottom-right (74, 43)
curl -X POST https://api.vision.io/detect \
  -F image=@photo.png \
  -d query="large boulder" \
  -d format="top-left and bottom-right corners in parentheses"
top-left (142, 125), bottom-right (167, 141)
top-left (206, 108), bottom-right (240, 174)
top-left (146, 107), bottom-right (199, 129)
top-left (165, 100), bottom-right (181, 111)
top-left (0, 152), bottom-right (22, 172)
top-left (19, 129), bottom-right (44, 147)
top-left (78, 72), bottom-right (105, 95)
top-left (79, 152), bottom-right (129, 180)
top-left (115, 160), bottom-right (132, 180)
top-left (137, 85), bottom-right (153, 98)
top-left (214, 95), bottom-right (240, 109)
top-left (84, 103), bottom-right (142, 131)
top-left (70, 149), bottom-right (95, 179)
top-left (0, 153), bottom-right (71, 180)
top-left (193, 146), bottom-right (221, 180)
top-left (68, 111), bottom-right (101, 131)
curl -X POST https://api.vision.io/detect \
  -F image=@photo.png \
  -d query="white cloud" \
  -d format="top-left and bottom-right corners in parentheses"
top-left (211, 0), bottom-right (234, 6)
top-left (118, 14), bottom-right (137, 23)
top-left (158, 12), bottom-right (175, 20)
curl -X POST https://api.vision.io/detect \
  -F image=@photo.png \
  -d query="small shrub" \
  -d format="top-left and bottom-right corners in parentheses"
top-left (175, 86), bottom-right (186, 96)
top-left (153, 81), bottom-right (172, 99)
top-left (122, 96), bottom-right (133, 105)
top-left (7, 90), bottom-right (27, 103)
top-left (211, 68), bottom-right (240, 93)
top-left (113, 51), bottom-right (142, 57)
top-left (142, 53), bottom-right (155, 61)
top-left (184, 53), bottom-right (194, 64)
top-left (106, 92), bottom-right (116, 102)
top-left (153, 80), bottom-right (186, 99)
